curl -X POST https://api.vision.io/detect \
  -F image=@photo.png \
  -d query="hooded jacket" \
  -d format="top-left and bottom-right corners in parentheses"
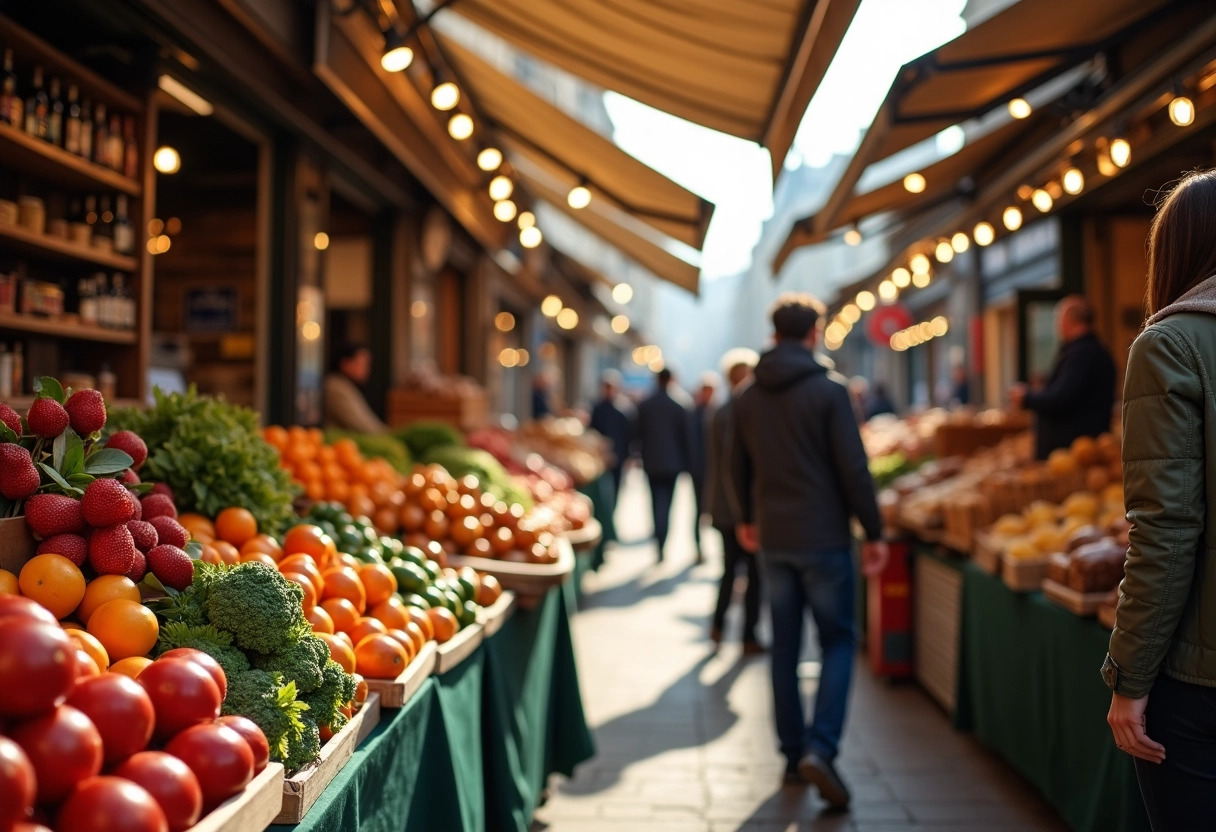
top-left (729, 341), bottom-right (882, 552)
top-left (1105, 276), bottom-right (1216, 697)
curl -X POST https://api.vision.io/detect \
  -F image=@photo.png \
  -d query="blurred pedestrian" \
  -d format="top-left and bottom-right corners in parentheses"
top-left (635, 367), bottom-right (690, 562)
top-left (689, 372), bottom-right (719, 563)
top-left (531, 371), bottom-right (554, 420)
top-left (949, 365), bottom-right (971, 406)
top-left (707, 349), bottom-right (762, 652)
top-left (1009, 295), bottom-right (1115, 459)
top-left (589, 370), bottom-right (634, 501)
top-left (730, 293), bottom-right (887, 807)
top-left (324, 343), bottom-right (389, 433)
top-left (865, 382), bottom-right (896, 420)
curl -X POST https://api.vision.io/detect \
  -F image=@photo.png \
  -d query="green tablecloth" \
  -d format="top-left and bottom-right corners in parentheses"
top-left (577, 475), bottom-right (616, 573)
top-left (954, 563), bottom-right (1148, 832)
top-left (435, 649), bottom-right (487, 832)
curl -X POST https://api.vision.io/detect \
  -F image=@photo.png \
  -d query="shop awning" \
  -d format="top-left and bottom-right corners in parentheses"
top-left (440, 0), bottom-right (860, 177)
top-left (438, 37), bottom-right (713, 250)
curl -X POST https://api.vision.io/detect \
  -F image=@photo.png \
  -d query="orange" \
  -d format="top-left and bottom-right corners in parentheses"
top-left (66, 629), bottom-right (110, 670)
top-left (326, 481), bottom-right (351, 504)
top-left (347, 616), bottom-right (388, 646)
top-left (476, 574), bottom-right (503, 607)
top-left (307, 605), bottom-right (335, 634)
top-left (305, 481), bottom-right (325, 502)
top-left (0, 569), bottom-right (18, 595)
top-left (178, 514), bottom-right (217, 541)
top-left (108, 656), bottom-right (153, 679)
top-left (335, 631), bottom-right (355, 650)
top-left (427, 607), bottom-right (459, 644)
top-left (240, 534), bottom-right (283, 562)
top-left (317, 446), bottom-right (337, 465)
top-left (283, 572), bottom-right (318, 614)
top-left (280, 559), bottom-right (325, 598)
top-left (352, 674), bottom-right (368, 706)
top-left (385, 629), bottom-right (417, 664)
top-left (354, 634), bottom-right (408, 679)
top-left (263, 425), bottom-right (289, 450)
top-left (199, 543), bottom-right (223, 566)
top-left (321, 597), bottom-right (361, 635)
top-left (317, 632), bottom-right (356, 674)
top-left (373, 508), bottom-right (400, 536)
top-left (358, 564), bottom-right (397, 608)
top-left (322, 568), bottom-right (367, 614)
top-left (215, 507), bottom-right (258, 546)
top-left (19, 554), bottom-right (86, 620)
top-left (282, 525), bottom-right (329, 561)
top-left (406, 607), bottom-right (434, 642)
top-left (212, 540), bottom-right (241, 566)
top-left (337, 553), bottom-right (360, 571)
top-left (74, 648), bottom-right (101, 680)
top-left (401, 620), bottom-right (427, 655)
top-left (77, 575), bottom-right (141, 626)
top-left (368, 596), bottom-right (409, 631)
top-left (89, 599), bottom-right (158, 661)
top-left (239, 551), bottom-right (277, 567)
top-left (306, 427), bottom-right (324, 446)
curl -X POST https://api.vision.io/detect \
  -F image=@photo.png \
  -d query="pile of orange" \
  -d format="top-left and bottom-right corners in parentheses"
top-left (264, 426), bottom-right (406, 535)
top-left (189, 506), bottom-right (285, 567)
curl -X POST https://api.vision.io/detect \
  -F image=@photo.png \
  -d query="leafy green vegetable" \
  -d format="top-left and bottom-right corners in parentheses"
top-left (283, 714), bottom-right (322, 774)
top-left (252, 635), bottom-right (330, 695)
top-left (155, 622), bottom-right (251, 680)
top-left (204, 562), bottom-right (309, 655)
top-left (323, 429), bottom-right (413, 474)
top-left (108, 387), bottom-right (299, 534)
top-left (395, 421), bottom-right (464, 460)
top-left (302, 661), bottom-right (358, 734)
top-left (223, 671), bottom-right (309, 764)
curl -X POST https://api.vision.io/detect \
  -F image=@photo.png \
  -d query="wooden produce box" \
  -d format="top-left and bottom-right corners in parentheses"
top-left (1001, 554), bottom-right (1048, 592)
top-left (565, 520), bottom-right (603, 552)
top-left (478, 591), bottom-right (516, 638)
top-left (972, 532), bottom-right (1002, 575)
top-left (0, 516), bottom-right (35, 572)
top-left (934, 421), bottom-right (1028, 458)
top-left (366, 641), bottom-right (436, 708)
top-left (274, 694), bottom-right (381, 824)
top-left (1042, 579), bottom-right (1109, 616)
top-left (914, 554), bottom-right (963, 715)
top-left (435, 621), bottom-right (484, 674)
top-left (386, 388), bottom-right (487, 431)
top-left (449, 539), bottom-right (574, 608)
top-left (189, 763), bottom-right (285, 832)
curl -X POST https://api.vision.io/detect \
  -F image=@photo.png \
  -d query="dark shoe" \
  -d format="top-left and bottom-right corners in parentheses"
top-left (798, 753), bottom-right (850, 810)
top-left (782, 762), bottom-right (805, 787)
top-left (742, 641), bottom-right (767, 655)
top-left (709, 627), bottom-right (722, 645)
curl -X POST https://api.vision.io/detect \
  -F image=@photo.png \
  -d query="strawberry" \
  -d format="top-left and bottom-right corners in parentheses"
top-left (105, 430), bottom-right (147, 471)
top-left (82, 478), bottom-right (137, 528)
top-left (141, 494), bottom-right (177, 521)
top-left (148, 516), bottom-right (188, 549)
top-left (23, 493), bottom-right (85, 537)
top-left (64, 389), bottom-right (106, 436)
top-left (36, 533), bottom-right (88, 567)
top-left (25, 397), bottom-right (68, 439)
top-left (149, 483), bottom-right (174, 501)
top-left (127, 520), bottom-right (159, 553)
top-left (88, 524), bottom-right (137, 576)
top-left (147, 544), bottom-right (193, 591)
top-left (0, 402), bottom-right (22, 435)
top-left (120, 469), bottom-right (141, 486)
top-left (130, 495), bottom-right (142, 521)
top-left (0, 444), bottom-right (39, 500)
top-left (126, 549), bottom-right (147, 582)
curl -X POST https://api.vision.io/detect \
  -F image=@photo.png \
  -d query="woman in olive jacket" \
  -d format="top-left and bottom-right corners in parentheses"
top-left (1105, 170), bottom-right (1216, 826)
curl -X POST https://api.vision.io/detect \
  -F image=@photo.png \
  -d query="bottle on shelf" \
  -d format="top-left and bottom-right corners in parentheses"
top-left (94, 272), bottom-right (109, 327)
top-left (47, 77), bottom-right (62, 146)
top-left (95, 195), bottom-right (113, 252)
top-left (97, 363), bottom-right (116, 401)
top-left (0, 48), bottom-right (20, 128)
top-left (79, 97), bottom-right (93, 161)
top-left (107, 112), bottom-right (122, 172)
top-left (24, 65), bottom-right (47, 139)
top-left (122, 116), bottom-right (138, 179)
top-left (112, 273), bottom-right (133, 330)
top-left (113, 194), bottom-right (133, 254)
top-left (77, 276), bottom-right (96, 325)
top-left (11, 341), bottom-right (23, 395)
top-left (93, 102), bottom-right (108, 167)
top-left (64, 84), bottom-right (81, 155)
top-left (83, 194), bottom-right (97, 227)
top-left (0, 344), bottom-right (11, 398)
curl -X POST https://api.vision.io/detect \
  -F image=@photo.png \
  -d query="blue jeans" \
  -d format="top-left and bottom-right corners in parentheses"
top-left (763, 548), bottom-right (857, 765)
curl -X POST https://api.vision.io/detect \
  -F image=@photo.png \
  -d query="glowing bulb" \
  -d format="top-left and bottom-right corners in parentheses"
top-left (556, 308), bottom-right (579, 330)
top-left (499, 348), bottom-right (519, 368)
top-left (516, 349), bottom-right (530, 366)
top-left (447, 113), bottom-right (473, 140)
top-left (843, 228), bottom-right (862, 246)
top-left (910, 253), bottom-right (931, 275)
top-left (153, 146), bottom-right (180, 174)
top-left (611, 315), bottom-right (630, 334)
top-left (951, 232), bottom-right (970, 253)
top-left (302, 321), bottom-right (321, 341)
top-left (1169, 95), bottom-right (1195, 127)
top-left (612, 283), bottom-right (633, 304)
top-left (381, 44), bottom-right (413, 72)
top-left (1003, 205), bottom-right (1023, 231)
top-left (1031, 188), bottom-right (1053, 212)
top-left (825, 322), bottom-right (847, 342)
top-left (313, 232), bottom-right (329, 250)
top-left (488, 175), bottom-right (514, 201)
top-left (931, 316), bottom-right (949, 337)
top-left (430, 81), bottom-right (460, 111)
top-left (1008, 98), bottom-right (1032, 119)
top-left (912, 270), bottom-right (931, 288)
top-left (517, 211), bottom-right (536, 230)
top-left (493, 199), bottom-right (517, 222)
top-left (1096, 152), bottom-right (1118, 177)
top-left (856, 291), bottom-right (876, 311)
top-left (878, 280), bottom-right (898, 302)
top-left (1062, 167), bottom-right (1084, 195)
top-left (411, 301), bottom-right (428, 318)
top-left (1110, 137), bottom-right (1131, 168)
top-left (477, 147), bottom-right (503, 171)
top-left (890, 334), bottom-right (905, 351)
top-left (973, 222), bottom-right (995, 246)
top-left (841, 304), bottom-right (861, 324)
top-left (541, 295), bottom-right (563, 317)
top-left (891, 267), bottom-right (911, 288)
top-left (935, 240), bottom-right (954, 263)
top-left (903, 172), bottom-right (926, 194)
top-left (519, 225), bottom-right (542, 248)
top-left (495, 312), bottom-right (516, 332)
top-left (567, 185), bottom-right (592, 209)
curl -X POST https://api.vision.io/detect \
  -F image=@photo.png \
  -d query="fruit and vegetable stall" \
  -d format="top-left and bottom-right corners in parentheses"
top-left (867, 410), bottom-right (1147, 832)
top-left (0, 380), bottom-right (597, 832)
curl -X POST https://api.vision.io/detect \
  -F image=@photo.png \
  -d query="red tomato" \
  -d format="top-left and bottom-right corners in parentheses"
top-left (113, 752), bottom-right (203, 832)
top-left (165, 724), bottom-right (254, 810)
top-left (158, 648), bottom-right (228, 702)
top-left (57, 776), bottom-right (168, 832)
top-left (216, 716), bottom-right (270, 775)
top-left (67, 674), bottom-right (156, 766)
top-left (0, 621), bottom-right (78, 717)
top-left (13, 824), bottom-right (53, 832)
top-left (73, 648), bottom-right (101, 681)
top-left (0, 737), bottom-right (35, 830)
top-left (9, 705), bottom-right (103, 804)
top-left (137, 659), bottom-right (221, 741)
top-left (0, 596), bottom-right (57, 626)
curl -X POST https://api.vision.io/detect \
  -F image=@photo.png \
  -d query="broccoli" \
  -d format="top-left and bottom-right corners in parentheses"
top-left (155, 622), bottom-right (250, 680)
top-left (253, 634), bottom-right (331, 695)
top-left (284, 714), bottom-right (322, 775)
top-left (303, 660), bottom-right (358, 733)
top-left (205, 562), bottom-right (308, 654)
top-left (223, 670), bottom-right (309, 761)
top-left (152, 561), bottom-right (229, 626)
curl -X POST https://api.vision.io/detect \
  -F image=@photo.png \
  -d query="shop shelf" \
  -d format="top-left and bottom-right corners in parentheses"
top-left (0, 311), bottom-right (136, 344)
top-left (0, 219), bottom-right (139, 270)
top-left (0, 122), bottom-right (141, 196)
top-left (2, 395), bottom-right (142, 413)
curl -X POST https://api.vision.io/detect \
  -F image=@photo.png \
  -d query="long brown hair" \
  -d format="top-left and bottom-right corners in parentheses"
top-left (1147, 170), bottom-right (1216, 315)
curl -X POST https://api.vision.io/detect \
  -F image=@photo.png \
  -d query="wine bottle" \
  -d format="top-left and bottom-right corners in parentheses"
top-left (84, 194), bottom-right (97, 226)
top-left (93, 102), bottom-right (108, 166)
top-left (0, 49), bottom-right (19, 127)
top-left (79, 97), bottom-right (93, 161)
top-left (47, 76), bottom-right (62, 145)
top-left (113, 194), bottom-right (133, 254)
top-left (122, 116), bottom-right (138, 179)
top-left (107, 112), bottom-right (122, 171)
top-left (24, 65), bottom-right (46, 138)
top-left (64, 84), bottom-right (81, 155)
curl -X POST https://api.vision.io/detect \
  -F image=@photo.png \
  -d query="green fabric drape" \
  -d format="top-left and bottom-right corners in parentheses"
top-left (434, 649), bottom-right (487, 832)
top-left (954, 563), bottom-right (1149, 832)
top-left (577, 475), bottom-right (616, 573)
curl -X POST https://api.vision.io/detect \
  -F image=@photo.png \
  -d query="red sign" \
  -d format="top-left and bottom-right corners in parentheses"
top-left (866, 304), bottom-right (914, 348)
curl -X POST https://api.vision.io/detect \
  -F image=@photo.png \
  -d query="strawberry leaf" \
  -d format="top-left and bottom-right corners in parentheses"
top-left (67, 473), bottom-right (95, 488)
top-left (38, 463), bottom-right (82, 495)
top-left (52, 431), bottom-right (66, 470)
top-left (140, 571), bottom-right (178, 599)
top-left (85, 448), bottom-right (134, 475)
top-left (33, 377), bottom-right (64, 404)
top-left (0, 423), bottom-right (17, 443)
top-left (62, 431), bottom-right (84, 476)
top-left (128, 482), bottom-right (155, 495)
top-left (185, 540), bottom-right (203, 560)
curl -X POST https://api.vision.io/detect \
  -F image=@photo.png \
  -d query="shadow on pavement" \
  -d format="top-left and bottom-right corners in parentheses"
top-left (723, 784), bottom-right (849, 831)
top-left (580, 562), bottom-right (704, 610)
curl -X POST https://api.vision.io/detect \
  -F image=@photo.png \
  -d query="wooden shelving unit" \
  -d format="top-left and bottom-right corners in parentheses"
top-left (0, 220), bottom-right (138, 271)
top-left (0, 311), bottom-right (136, 344)
top-left (0, 123), bottom-right (141, 197)
top-left (2, 395), bottom-right (142, 412)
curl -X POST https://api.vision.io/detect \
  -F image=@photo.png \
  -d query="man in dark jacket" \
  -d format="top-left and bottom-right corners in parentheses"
top-left (636, 368), bottom-right (690, 562)
top-left (730, 293), bottom-right (888, 808)
top-left (1010, 295), bottom-right (1116, 459)
top-left (707, 349), bottom-right (761, 652)
top-left (589, 370), bottom-right (634, 501)
top-left (688, 373), bottom-right (718, 563)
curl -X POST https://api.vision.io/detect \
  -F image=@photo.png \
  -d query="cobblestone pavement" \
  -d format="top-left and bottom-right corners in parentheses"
top-left (534, 471), bottom-right (1068, 832)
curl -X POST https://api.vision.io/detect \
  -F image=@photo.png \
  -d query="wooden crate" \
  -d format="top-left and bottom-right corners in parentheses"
top-left (0, 516), bottom-right (35, 572)
top-left (189, 763), bottom-right (285, 832)
top-left (435, 621), bottom-right (484, 674)
top-left (449, 539), bottom-right (574, 608)
top-left (365, 641), bottom-right (436, 708)
top-left (1042, 579), bottom-right (1109, 616)
top-left (274, 694), bottom-right (381, 824)
top-left (972, 532), bottom-right (1002, 575)
top-left (478, 590), bottom-right (516, 638)
top-left (1001, 555), bottom-right (1047, 592)
top-left (386, 388), bottom-right (487, 431)
top-left (914, 554), bottom-right (963, 715)
top-left (934, 422), bottom-right (1028, 458)
top-left (565, 520), bottom-right (603, 552)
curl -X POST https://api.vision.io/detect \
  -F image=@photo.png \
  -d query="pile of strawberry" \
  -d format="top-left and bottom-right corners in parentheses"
top-left (0, 379), bottom-right (194, 591)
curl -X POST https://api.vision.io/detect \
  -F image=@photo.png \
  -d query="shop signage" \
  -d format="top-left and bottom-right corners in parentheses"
top-left (866, 303), bottom-right (913, 347)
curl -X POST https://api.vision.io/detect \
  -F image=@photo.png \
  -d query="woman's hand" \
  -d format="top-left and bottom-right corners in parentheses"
top-left (1108, 692), bottom-right (1166, 764)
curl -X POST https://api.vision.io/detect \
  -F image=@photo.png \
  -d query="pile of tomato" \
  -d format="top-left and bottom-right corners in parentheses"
top-left (0, 596), bottom-right (268, 832)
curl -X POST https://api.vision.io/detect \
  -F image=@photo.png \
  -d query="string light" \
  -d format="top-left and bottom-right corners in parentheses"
top-left (910, 253), bottom-right (931, 275)
top-left (878, 280), bottom-right (898, 302)
top-left (517, 211), bottom-right (536, 230)
top-left (1062, 167), bottom-right (1084, 195)
top-left (499, 348), bottom-right (520, 368)
top-left (891, 267), bottom-right (911, 288)
top-left (313, 232), bottom-right (329, 251)
top-left (841, 304), bottom-right (861, 324)
top-left (495, 312), bottom-right (516, 332)
top-left (931, 316), bottom-right (949, 337)
top-left (1003, 206), bottom-right (1023, 231)
top-left (1031, 188), bottom-right (1053, 212)
top-left (567, 184), bottom-right (592, 209)
top-left (951, 232), bottom-right (970, 253)
top-left (935, 240), bottom-right (954, 263)
top-left (477, 148), bottom-right (503, 172)
top-left (520, 225), bottom-right (543, 248)
top-left (890, 316), bottom-right (949, 351)
top-left (611, 315), bottom-right (630, 334)
top-left (448, 113), bottom-right (473, 140)
top-left (843, 228), bottom-right (862, 246)
top-left (430, 81), bottom-right (460, 111)
top-left (556, 308), bottom-right (579, 330)
top-left (541, 295), bottom-right (563, 317)
top-left (1110, 137), bottom-right (1131, 168)
top-left (912, 270), bottom-right (931, 288)
top-left (612, 283), bottom-right (633, 304)
top-left (153, 146), bottom-right (180, 174)
top-left (1008, 98), bottom-right (1032, 119)
top-left (903, 172), bottom-right (926, 194)
top-left (381, 30), bottom-right (413, 72)
top-left (1096, 152), bottom-right (1118, 177)
top-left (856, 291), bottom-right (876, 311)
top-left (488, 175), bottom-right (514, 201)
top-left (493, 199), bottom-right (517, 222)
top-left (1169, 94), bottom-right (1195, 127)
top-left (973, 222), bottom-right (995, 246)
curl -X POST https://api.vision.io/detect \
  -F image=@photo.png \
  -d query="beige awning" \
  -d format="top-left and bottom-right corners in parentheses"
top-left (442, 0), bottom-right (859, 177)
top-left (439, 37), bottom-right (713, 250)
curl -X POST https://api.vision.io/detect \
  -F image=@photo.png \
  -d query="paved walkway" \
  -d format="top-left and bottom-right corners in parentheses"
top-left (535, 471), bottom-right (1068, 832)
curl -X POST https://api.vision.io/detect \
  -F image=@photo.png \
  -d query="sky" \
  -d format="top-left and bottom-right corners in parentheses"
top-left (603, 0), bottom-right (969, 280)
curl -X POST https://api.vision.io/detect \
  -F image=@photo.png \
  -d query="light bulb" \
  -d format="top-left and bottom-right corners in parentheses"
top-left (878, 280), bottom-right (898, 302)
top-left (1169, 95), bottom-right (1195, 127)
top-left (856, 291), bottom-right (876, 311)
top-left (381, 39), bottom-right (413, 72)
top-left (541, 295), bottom-right (563, 317)
top-left (825, 322), bottom-right (847, 342)
top-left (951, 231), bottom-right (970, 253)
top-left (935, 240), bottom-right (954, 263)
top-left (841, 304), bottom-right (860, 323)
top-left (430, 81), bottom-right (460, 111)
top-left (1008, 98), bottom-right (1032, 119)
top-left (843, 228), bottom-right (862, 246)
top-left (912, 271), bottom-right (931, 288)
top-left (931, 316), bottom-right (949, 337)
top-left (1031, 188), bottom-right (1053, 212)
top-left (890, 334), bottom-right (906, 351)
top-left (313, 232), bottom-right (329, 251)
top-left (448, 113), bottom-right (473, 140)
top-left (903, 172), bottom-right (926, 194)
top-left (556, 308), bottom-right (579, 330)
top-left (1110, 137), bottom-right (1131, 168)
top-left (477, 147), bottom-right (503, 172)
top-left (153, 146), bottom-right (180, 174)
top-left (517, 211), bottom-right (536, 230)
top-left (1096, 152), bottom-right (1118, 177)
top-left (1003, 205), bottom-right (1023, 231)
top-left (493, 199), bottom-right (517, 222)
top-left (488, 175), bottom-right (514, 201)
top-left (611, 315), bottom-right (630, 334)
top-left (892, 267), bottom-right (911, 288)
top-left (910, 253), bottom-right (931, 275)
top-left (495, 312), bottom-right (516, 332)
top-left (499, 348), bottom-right (519, 368)
top-left (520, 225), bottom-right (542, 248)
top-left (612, 283), bottom-right (633, 304)
top-left (973, 222), bottom-right (995, 246)
top-left (1062, 167), bottom-right (1084, 195)
top-left (567, 185), bottom-right (591, 209)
